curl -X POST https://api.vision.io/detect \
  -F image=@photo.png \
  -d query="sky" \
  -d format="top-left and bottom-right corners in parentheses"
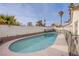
top-left (0, 3), bottom-right (70, 26)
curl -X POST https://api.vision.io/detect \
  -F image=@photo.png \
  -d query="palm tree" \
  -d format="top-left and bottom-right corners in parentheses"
top-left (69, 3), bottom-right (75, 9)
top-left (0, 15), bottom-right (6, 24)
top-left (36, 20), bottom-right (43, 26)
top-left (0, 15), bottom-right (20, 26)
top-left (58, 11), bottom-right (64, 26)
top-left (69, 3), bottom-right (75, 22)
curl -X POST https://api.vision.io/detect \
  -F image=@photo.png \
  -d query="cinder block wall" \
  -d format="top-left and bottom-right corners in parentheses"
top-left (0, 25), bottom-right (45, 37)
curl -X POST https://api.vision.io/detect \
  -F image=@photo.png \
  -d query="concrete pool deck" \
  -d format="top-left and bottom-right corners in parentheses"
top-left (0, 34), bottom-right (68, 56)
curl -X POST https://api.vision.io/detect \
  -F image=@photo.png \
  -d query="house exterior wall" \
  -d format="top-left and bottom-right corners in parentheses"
top-left (72, 10), bottom-right (79, 35)
top-left (71, 10), bottom-right (79, 55)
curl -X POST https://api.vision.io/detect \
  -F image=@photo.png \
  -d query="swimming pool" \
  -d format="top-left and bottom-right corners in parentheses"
top-left (9, 32), bottom-right (57, 53)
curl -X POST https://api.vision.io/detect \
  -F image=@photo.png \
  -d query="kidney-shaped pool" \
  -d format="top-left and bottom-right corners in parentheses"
top-left (9, 32), bottom-right (57, 53)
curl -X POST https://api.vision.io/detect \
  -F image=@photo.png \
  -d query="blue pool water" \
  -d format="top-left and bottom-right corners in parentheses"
top-left (9, 32), bottom-right (57, 53)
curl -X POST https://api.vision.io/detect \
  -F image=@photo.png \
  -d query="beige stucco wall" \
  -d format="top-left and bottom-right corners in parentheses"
top-left (0, 25), bottom-right (46, 37)
top-left (78, 20), bottom-right (79, 35)
top-left (72, 10), bottom-right (79, 35)
top-left (62, 10), bottom-right (79, 35)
